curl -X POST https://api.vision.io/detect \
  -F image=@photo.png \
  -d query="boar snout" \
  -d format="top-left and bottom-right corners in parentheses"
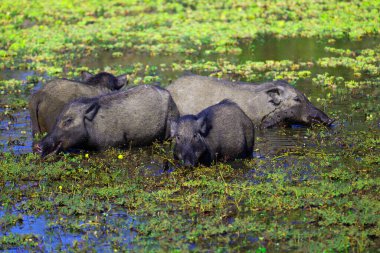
top-left (307, 107), bottom-right (334, 126)
top-left (182, 156), bottom-right (197, 167)
top-left (39, 136), bottom-right (63, 158)
top-left (33, 143), bottom-right (42, 154)
top-left (174, 145), bottom-right (198, 167)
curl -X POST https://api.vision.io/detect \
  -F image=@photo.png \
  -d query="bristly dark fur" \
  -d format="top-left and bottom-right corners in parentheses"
top-left (86, 72), bottom-right (118, 88)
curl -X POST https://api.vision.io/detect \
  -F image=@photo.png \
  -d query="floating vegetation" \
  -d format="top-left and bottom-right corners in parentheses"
top-left (1, 0), bottom-right (380, 75)
top-left (0, 129), bottom-right (379, 251)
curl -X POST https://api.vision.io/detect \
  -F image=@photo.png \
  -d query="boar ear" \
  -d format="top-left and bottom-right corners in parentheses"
top-left (266, 87), bottom-right (284, 106)
top-left (81, 71), bottom-right (93, 82)
top-left (84, 102), bottom-right (100, 121)
top-left (170, 121), bottom-right (178, 137)
top-left (116, 74), bottom-right (128, 89)
top-left (197, 116), bottom-right (208, 136)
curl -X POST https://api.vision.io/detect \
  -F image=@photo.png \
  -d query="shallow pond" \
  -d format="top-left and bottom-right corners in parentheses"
top-left (0, 36), bottom-right (379, 251)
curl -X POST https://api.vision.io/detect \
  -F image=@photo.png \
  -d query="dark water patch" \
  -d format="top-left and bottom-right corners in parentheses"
top-left (310, 65), bottom-right (356, 80)
top-left (74, 36), bottom-right (380, 85)
top-left (77, 51), bottom-right (184, 70)
top-left (90, 36), bottom-right (378, 67)
top-left (76, 51), bottom-right (184, 85)
top-left (255, 127), bottom-right (309, 156)
top-left (0, 209), bottom-right (138, 251)
top-left (0, 70), bottom-right (36, 81)
top-left (236, 36), bottom-right (380, 62)
top-left (0, 109), bottom-right (33, 154)
top-left (0, 210), bottom-right (80, 251)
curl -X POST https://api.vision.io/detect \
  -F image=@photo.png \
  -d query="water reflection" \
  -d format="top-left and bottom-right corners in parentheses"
top-left (238, 36), bottom-right (379, 62)
top-left (0, 109), bottom-right (33, 154)
top-left (0, 210), bottom-right (137, 251)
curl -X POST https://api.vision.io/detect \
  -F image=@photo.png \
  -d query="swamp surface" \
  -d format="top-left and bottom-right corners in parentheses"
top-left (0, 1), bottom-right (379, 252)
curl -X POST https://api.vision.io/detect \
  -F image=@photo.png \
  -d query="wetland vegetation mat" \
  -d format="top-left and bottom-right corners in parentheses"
top-left (0, 0), bottom-right (379, 251)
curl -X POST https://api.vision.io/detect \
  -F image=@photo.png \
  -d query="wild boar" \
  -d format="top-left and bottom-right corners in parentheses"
top-left (171, 100), bottom-right (254, 166)
top-left (29, 71), bottom-right (127, 135)
top-left (35, 85), bottom-right (179, 157)
top-left (167, 75), bottom-right (333, 128)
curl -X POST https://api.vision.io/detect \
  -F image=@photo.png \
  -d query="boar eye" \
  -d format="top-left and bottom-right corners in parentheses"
top-left (294, 97), bottom-right (301, 102)
top-left (63, 118), bottom-right (73, 127)
top-left (176, 136), bottom-right (180, 141)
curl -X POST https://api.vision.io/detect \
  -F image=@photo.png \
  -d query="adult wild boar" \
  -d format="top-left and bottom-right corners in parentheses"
top-left (167, 75), bottom-right (333, 128)
top-left (35, 85), bottom-right (179, 157)
top-left (29, 71), bottom-right (128, 136)
top-left (171, 100), bottom-right (254, 166)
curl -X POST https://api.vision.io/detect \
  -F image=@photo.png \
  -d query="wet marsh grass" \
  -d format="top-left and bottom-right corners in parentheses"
top-left (1, 128), bottom-right (379, 251)
top-left (0, 0), bottom-right (380, 251)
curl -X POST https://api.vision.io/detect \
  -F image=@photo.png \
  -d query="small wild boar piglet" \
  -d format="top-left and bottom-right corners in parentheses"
top-left (29, 71), bottom-right (128, 136)
top-left (171, 100), bottom-right (254, 166)
top-left (35, 85), bottom-right (179, 157)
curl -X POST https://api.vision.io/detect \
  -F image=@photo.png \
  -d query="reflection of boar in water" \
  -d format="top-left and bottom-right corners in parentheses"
top-left (167, 75), bottom-right (334, 128)
top-left (171, 100), bottom-right (254, 167)
top-left (35, 85), bottom-right (179, 157)
top-left (28, 71), bottom-right (127, 136)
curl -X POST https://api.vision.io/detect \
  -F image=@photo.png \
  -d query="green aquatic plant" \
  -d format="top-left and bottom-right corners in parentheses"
top-left (318, 46), bottom-right (380, 77)
top-left (0, 213), bottom-right (23, 231)
top-left (0, 128), bottom-right (379, 251)
top-left (0, 0), bottom-right (379, 75)
top-left (0, 233), bottom-right (41, 251)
